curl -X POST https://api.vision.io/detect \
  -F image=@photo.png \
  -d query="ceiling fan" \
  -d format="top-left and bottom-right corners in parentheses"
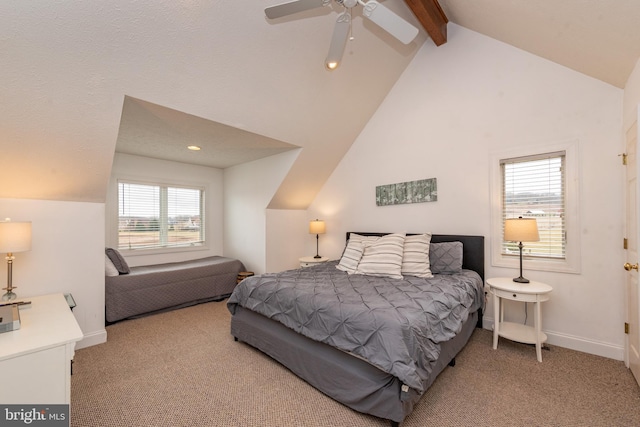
top-left (265, 0), bottom-right (419, 70)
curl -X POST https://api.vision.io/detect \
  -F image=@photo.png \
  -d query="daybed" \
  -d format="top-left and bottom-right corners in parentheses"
top-left (106, 255), bottom-right (245, 322)
top-left (227, 232), bottom-right (484, 426)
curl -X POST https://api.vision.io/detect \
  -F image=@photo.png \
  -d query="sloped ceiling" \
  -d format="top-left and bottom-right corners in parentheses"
top-left (116, 97), bottom-right (299, 169)
top-left (0, 1), bottom-right (426, 206)
top-left (439, 0), bottom-right (640, 89)
top-left (1, 1), bottom-right (640, 208)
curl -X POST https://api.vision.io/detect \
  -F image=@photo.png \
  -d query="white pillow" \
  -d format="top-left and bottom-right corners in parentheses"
top-left (105, 254), bottom-right (119, 277)
top-left (356, 233), bottom-right (406, 279)
top-left (336, 240), bottom-right (365, 274)
top-left (401, 233), bottom-right (433, 278)
top-left (336, 233), bottom-right (380, 273)
top-left (347, 233), bottom-right (381, 245)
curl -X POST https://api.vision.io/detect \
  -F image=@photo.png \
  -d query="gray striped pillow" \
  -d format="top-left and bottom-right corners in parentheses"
top-left (356, 233), bottom-right (406, 279)
top-left (401, 233), bottom-right (433, 278)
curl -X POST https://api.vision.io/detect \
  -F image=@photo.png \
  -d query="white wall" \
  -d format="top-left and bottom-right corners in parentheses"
top-left (106, 153), bottom-right (224, 267)
top-left (224, 149), bottom-right (301, 274)
top-left (308, 24), bottom-right (625, 359)
top-left (266, 209), bottom-right (307, 273)
top-left (0, 198), bottom-right (105, 349)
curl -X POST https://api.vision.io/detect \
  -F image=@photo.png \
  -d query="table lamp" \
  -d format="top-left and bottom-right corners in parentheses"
top-left (0, 219), bottom-right (32, 301)
top-left (309, 219), bottom-right (326, 259)
top-left (504, 217), bottom-right (539, 283)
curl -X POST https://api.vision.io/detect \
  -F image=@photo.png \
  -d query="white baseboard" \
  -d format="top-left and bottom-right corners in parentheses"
top-left (482, 317), bottom-right (624, 361)
top-left (76, 329), bottom-right (107, 350)
top-left (544, 330), bottom-right (624, 361)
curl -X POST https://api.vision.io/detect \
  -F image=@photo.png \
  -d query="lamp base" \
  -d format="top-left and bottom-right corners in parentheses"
top-left (313, 255), bottom-right (322, 259)
top-left (512, 276), bottom-right (530, 284)
top-left (1, 290), bottom-right (17, 301)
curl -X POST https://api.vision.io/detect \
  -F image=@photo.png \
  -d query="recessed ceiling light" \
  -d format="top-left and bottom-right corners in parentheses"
top-left (187, 145), bottom-right (201, 151)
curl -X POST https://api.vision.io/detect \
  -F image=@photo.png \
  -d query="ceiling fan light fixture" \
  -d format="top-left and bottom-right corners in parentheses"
top-left (325, 60), bottom-right (339, 70)
top-left (325, 11), bottom-right (350, 72)
top-left (266, 0), bottom-right (419, 69)
top-left (338, 0), bottom-right (358, 7)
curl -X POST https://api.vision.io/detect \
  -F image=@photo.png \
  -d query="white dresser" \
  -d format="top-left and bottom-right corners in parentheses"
top-left (0, 293), bottom-right (83, 404)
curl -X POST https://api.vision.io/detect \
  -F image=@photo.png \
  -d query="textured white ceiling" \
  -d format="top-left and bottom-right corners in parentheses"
top-left (117, 97), bottom-right (298, 169)
top-left (0, 0), bottom-right (425, 205)
top-left (440, 0), bottom-right (640, 89)
top-left (1, 1), bottom-right (639, 207)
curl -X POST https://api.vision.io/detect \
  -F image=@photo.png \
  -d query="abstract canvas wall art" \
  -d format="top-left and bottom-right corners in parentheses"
top-left (376, 178), bottom-right (437, 206)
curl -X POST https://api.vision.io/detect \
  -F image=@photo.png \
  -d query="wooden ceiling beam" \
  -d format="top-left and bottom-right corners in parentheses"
top-left (404, 0), bottom-right (448, 46)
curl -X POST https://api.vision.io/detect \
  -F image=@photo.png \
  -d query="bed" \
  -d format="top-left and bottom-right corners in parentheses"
top-left (106, 255), bottom-right (245, 322)
top-left (227, 233), bottom-right (484, 425)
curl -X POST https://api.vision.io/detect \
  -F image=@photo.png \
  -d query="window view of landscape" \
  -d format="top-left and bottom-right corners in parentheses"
top-left (118, 182), bottom-right (204, 250)
top-left (502, 154), bottom-right (565, 259)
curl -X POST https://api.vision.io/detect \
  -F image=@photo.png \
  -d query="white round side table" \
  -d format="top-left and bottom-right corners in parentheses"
top-left (486, 277), bottom-right (553, 362)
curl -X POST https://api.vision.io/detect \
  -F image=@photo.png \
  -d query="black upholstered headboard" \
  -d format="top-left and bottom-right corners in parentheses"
top-left (345, 232), bottom-right (485, 281)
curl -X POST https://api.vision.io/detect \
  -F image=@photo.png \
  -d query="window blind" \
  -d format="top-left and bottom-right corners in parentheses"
top-left (118, 181), bottom-right (205, 250)
top-left (501, 151), bottom-right (565, 259)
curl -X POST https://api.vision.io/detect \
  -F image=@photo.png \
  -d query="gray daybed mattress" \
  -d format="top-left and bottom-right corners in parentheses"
top-left (228, 233), bottom-right (484, 425)
top-left (106, 256), bottom-right (245, 322)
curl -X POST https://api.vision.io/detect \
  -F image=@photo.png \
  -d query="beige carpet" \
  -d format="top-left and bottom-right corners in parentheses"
top-left (71, 301), bottom-right (640, 426)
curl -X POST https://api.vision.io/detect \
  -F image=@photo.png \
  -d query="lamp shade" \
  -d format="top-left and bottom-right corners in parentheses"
top-left (0, 221), bottom-right (32, 253)
top-left (504, 217), bottom-right (539, 242)
top-left (309, 220), bottom-right (326, 235)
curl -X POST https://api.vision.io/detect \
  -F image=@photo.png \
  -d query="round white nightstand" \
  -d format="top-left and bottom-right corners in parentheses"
top-left (486, 277), bottom-right (553, 362)
top-left (299, 256), bottom-right (329, 268)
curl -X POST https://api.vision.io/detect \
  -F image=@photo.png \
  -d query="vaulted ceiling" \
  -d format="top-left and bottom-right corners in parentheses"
top-left (1, 1), bottom-right (639, 208)
top-left (439, 0), bottom-right (640, 89)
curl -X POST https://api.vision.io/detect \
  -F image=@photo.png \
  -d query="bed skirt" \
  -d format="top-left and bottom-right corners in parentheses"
top-left (230, 305), bottom-right (479, 423)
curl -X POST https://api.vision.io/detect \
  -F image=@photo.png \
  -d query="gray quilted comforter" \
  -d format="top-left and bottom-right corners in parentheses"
top-left (227, 261), bottom-right (484, 393)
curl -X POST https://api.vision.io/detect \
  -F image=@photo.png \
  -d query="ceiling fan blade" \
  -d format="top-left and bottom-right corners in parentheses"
top-left (362, 0), bottom-right (419, 44)
top-left (265, 0), bottom-right (329, 19)
top-left (325, 12), bottom-right (351, 70)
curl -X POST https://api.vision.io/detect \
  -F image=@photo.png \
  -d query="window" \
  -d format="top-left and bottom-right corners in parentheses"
top-left (118, 181), bottom-right (205, 251)
top-left (490, 141), bottom-right (580, 274)
top-left (501, 152), bottom-right (565, 259)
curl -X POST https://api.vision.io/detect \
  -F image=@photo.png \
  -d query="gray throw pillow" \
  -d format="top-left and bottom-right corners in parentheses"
top-left (105, 248), bottom-right (130, 274)
top-left (429, 242), bottom-right (463, 274)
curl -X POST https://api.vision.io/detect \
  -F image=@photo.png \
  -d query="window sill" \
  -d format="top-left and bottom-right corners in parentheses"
top-left (491, 255), bottom-right (581, 275)
top-left (119, 245), bottom-right (209, 257)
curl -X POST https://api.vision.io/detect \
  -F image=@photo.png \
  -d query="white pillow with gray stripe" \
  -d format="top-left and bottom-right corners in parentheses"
top-left (336, 240), bottom-right (365, 274)
top-left (356, 233), bottom-right (406, 279)
top-left (337, 234), bottom-right (379, 274)
top-left (347, 233), bottom-right (381, 245)
top-left (401, 233), bottom-right (433, 278)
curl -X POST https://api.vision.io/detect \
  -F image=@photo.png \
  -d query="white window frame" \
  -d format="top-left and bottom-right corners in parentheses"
top-left (490, 140), bottom-right (581, 274)
top-left (116, 179), bottom-right (207, 254)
